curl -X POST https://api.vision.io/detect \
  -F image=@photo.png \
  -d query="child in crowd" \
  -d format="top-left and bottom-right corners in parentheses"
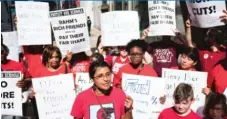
top-left (158, 83), bottom-right (202, 119)
top-left (203, 93), bottom-right (227, 119)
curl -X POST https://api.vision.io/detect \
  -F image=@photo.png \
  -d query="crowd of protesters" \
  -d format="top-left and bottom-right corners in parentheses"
top-left (1, 3), bottom-right (227, 119)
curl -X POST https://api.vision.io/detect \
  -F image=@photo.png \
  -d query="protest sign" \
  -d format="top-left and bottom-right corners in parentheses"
top-left (75, 73), bottom-right (93, 95)
top-left (122, 73), bottom-right (165, 119)
top-left (186, 1), bottom-right (226, 28)
top-left (148, 1), bottom-right (176, 36)
top-left (2, 32), bottom-right (20, 62)
top-left (162, 68), bottom-right (207, 113)
top-left (1, 71), bottom-right (22, 116)
top-left (101, 11), bottom-right (140, 46)
top-left (50, 8), bottom-right (91, 56)
top-left (224, 88), bottom-right (227, 97)
top-left (16, 1), bottom-right (51, 45)
top-left (32, 73), bottom-right (75, 119)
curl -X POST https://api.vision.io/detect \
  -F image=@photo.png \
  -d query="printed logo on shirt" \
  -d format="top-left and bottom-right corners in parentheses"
top-left (154, 49), bottom-right (173, 63)
top-left (72, 63), bottom-right (88, 72)
top-left (90, 103), bottom-right (115, 119)
top-left (203, 54), bottom-right (209, 59)
top-left (112, 63), bottom-right (125, 74)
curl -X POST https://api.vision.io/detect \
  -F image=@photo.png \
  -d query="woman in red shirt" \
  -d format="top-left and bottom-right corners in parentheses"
top-left (114, 40), bottom-right (157, 88)
top-left (71, 61), bottom-right (133, 119)
top-left (31, 46), bottom-right (71, 119)
top-left (33, 46), bottom-right (70, 78)
top-left (105, 46), bottom-right (130, 76)
top-left (185, 18), bottom-right (226, 73)
top-left (172, 47), bottom-right (201, 71)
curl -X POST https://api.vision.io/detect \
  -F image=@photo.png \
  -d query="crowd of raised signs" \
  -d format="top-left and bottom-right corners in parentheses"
top-left (1, 1), bottom-right (227, 119)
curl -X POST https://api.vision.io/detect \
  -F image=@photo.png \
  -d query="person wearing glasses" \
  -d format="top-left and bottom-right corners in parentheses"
top-left (71, 61), bottom-right (133, 119)
top-left (203, 93), bottom-right (227, 119)
top-left (113, 40), bottom-right (158, 89)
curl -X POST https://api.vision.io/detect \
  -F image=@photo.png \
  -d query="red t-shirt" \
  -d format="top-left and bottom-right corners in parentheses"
top-left (33, 63), bottom-right (71, 78)
top-left (71, 87), bottom-right (126, 119)
top-left (114, 63), bottom-right (158, 87)
top-left (207, 63), bottom-right (227, 93)
top-left (1, 59), bottom-right (30, 78)
top-left (105, 56), bottom-right (130, 74)
top-left (199, 50), bottom-right (226, 72)
top-left (71, 60), bottom-right (90, 73)
top-left (24, 54), bottom-right (43, 78)
top-left (158, 107), bottom-right (202, 119)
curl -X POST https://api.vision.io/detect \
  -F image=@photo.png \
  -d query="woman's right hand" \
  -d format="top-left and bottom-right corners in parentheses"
top-left (65, 50), bottom-right (73, 62)
top-left (29, 89), bottom-right (36, 98)
top-left (202, 87), bottom-right (211, 95)
top-left (141, 27), bottom-right (149, 40)
top-left (185, 19), bottom-right (191, 28)
top-left (220, 10), bottom-right (227, 24)
top-left (74, 84), bottom-right (79, 90)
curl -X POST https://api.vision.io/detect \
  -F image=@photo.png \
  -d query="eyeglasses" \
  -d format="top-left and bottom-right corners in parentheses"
top-left (130, 52), bottom-right (143, 57)
top-left (94, 72), bottom-right (112, 80)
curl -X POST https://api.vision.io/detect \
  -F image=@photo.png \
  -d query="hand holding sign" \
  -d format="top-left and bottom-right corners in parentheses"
top-left (125, 96), bottom-right (133, 111)
top-left (16, 80), bottom-right (26, 88)
top-left (220, 10), bottom-right (227, 24)
top-left (202, 87), bottom-right (211, 95)
top-left (185, 18), bottom-right (192, 28)
top-left (141, 27), bottom-right (149, 40)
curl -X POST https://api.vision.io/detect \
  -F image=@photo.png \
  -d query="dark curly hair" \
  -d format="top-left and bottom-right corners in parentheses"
top-left (126, 39), bottom-right (148, 53)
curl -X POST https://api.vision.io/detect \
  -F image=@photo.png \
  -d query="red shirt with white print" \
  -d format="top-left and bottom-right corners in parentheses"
top-left (207, 62), bottom-right (227, 94)
top-left (158, 107), bottom-right (202, 119)
top-left (71, 87), bottom-right (126, 119)
top-left (105, 56), bottom-right (130, 74)
top-left (199, 50), bottom-right (226, 72)
top-left (71, 60), bottom-right (90, 73)
top-left (114, 63), bottom-right (158, 87)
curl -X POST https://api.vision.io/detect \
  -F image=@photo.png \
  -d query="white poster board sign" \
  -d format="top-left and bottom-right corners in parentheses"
top-left (148, 1), bottom-right (176, 36)
top-left (1, 71), bottom-right (22, 116)
top-left (32, 73), bottom-right (75, 119)
top-left (16, 1), bottom-right (51, 45)
top-left (101, 11), bottom-right (140, 46)
top-left (162, 68), bottom-right (207, 114)
top-left (224, 88), bottom-right (227, 97)
top-left (50, 8), bottom-right (91, 56)
top-left (186, 1), bottom-right (226, 28)
top-left (2, 32), bottom-right (20, 62)
top-left (75, 73), bottom-right (93, 95)
top-left (122, 73), bottom-right (165, 119)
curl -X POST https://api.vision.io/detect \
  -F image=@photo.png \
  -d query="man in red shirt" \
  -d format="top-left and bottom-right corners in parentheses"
top-left (114, 40), bottom-right (157, 88)
top-left (1, 44), bottom-right (31, 88)
top-left (1, 44), bottom-right (31, 118)
top-left (158, 83), bottom-right (202, 119)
